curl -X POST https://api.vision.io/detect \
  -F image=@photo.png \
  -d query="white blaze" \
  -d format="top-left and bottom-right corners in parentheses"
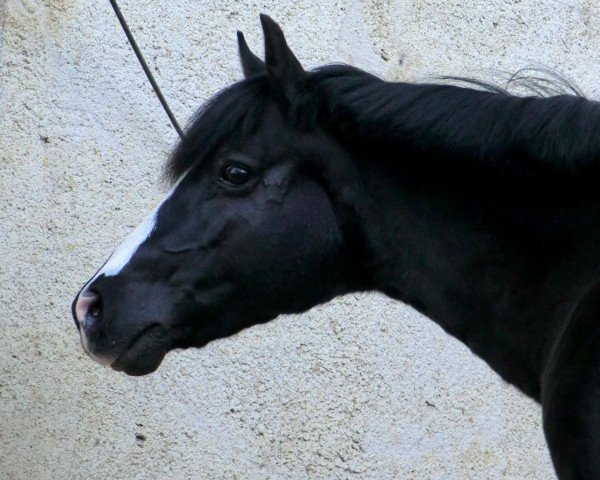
top-left (102, 207), bottom-right (159, 276)
top-left (81, 172), bottom-right (188, 290)
top-left (75, 172), bottom-right (189, 363)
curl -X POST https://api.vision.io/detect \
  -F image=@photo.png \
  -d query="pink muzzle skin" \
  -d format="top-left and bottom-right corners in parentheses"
top-left (74, 290), bottom-right (100, 327)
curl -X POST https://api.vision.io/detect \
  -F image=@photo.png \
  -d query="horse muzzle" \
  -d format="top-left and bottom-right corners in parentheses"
top-left (72, 282), bottom-right (173, 375)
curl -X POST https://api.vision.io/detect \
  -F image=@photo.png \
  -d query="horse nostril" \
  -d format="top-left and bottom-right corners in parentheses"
top-left (88, 297), bottom-right (103, 321)
top-left (75, 291), bottom-right (103, 330)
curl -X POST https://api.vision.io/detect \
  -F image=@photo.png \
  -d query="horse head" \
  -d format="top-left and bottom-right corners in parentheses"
top-left (72, 15), bottom-right (365, 375)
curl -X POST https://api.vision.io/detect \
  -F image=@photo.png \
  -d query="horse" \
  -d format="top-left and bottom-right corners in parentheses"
top-left (72, 15), bottom-right (600, 479)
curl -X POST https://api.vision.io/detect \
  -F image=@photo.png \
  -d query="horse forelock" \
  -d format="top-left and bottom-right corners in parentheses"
top-left (165, 75), bottom-right (271, 184)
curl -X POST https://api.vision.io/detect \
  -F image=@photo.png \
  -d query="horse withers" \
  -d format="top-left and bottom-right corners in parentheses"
top-left (73, 15), bottom-right (600, 479)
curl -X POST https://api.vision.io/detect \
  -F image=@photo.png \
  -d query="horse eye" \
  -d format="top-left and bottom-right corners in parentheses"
top-left (222, 165), bottom-right (251, 186)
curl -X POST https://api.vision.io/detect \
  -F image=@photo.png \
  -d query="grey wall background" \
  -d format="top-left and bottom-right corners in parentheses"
top-left (2, 1), bottom-right (600, 478)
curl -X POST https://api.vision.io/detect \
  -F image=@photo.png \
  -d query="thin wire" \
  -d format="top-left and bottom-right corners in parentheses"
top-left (108, 0), bottom-right (185, 139)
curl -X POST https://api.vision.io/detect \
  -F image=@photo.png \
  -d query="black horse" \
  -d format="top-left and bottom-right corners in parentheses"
top-left (73, 15), bottom-right (600, 479)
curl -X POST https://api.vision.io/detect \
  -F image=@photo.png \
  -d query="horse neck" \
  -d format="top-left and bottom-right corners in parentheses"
top-left (357, 159), bottom-right (502, 316)
top-left (351, 153), bottom-right (600, 397)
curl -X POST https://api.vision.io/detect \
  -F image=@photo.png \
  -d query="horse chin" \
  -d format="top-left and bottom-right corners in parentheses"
top-left (109, 324), bottom-right (171, 376)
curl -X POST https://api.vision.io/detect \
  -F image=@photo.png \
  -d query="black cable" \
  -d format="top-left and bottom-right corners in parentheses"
top-left (109, 0), bottom-right (185, 139)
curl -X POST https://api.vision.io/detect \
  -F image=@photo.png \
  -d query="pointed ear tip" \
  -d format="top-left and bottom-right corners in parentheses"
top-left (259, 13), bottom-right (278, 29)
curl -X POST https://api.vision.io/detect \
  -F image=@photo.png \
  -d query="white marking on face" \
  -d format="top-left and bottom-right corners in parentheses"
top-left (79, 171), bottom-right (188, 294)
top-left (75, 172), bottom-right (189, 364)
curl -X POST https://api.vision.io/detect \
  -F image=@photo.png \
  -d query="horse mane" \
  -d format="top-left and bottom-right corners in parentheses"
top-left (310, 65), bottom-right (600, 175)
top-left (167, 64), bottom-right (600, 182)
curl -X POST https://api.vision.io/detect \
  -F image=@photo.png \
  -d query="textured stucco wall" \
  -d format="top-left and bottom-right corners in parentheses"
top-left (2, 1), bottom-right (599, 478)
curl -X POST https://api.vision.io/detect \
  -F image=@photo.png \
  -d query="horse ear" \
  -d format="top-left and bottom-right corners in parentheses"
top-left (260, 14), bottom-right (306, 103)
top-left (237, 31), bottom-right (265, 78)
